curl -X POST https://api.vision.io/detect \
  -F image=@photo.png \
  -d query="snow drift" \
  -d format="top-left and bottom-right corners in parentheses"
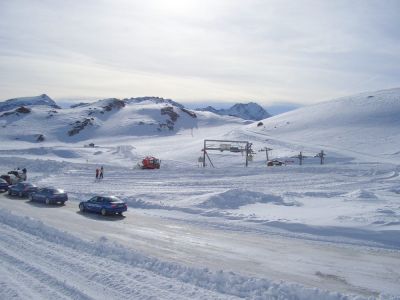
top-left (199, 189), bottom-right (298, 209)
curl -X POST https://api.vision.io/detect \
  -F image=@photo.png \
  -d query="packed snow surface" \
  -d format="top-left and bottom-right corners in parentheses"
top-left (0, 88), bottom-right (400, 299)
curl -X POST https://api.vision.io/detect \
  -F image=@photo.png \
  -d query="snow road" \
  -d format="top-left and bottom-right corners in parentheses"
top-left (1, 193), bottom-right (399, 298)
top-left (0, 206), bottom-right (239, 300)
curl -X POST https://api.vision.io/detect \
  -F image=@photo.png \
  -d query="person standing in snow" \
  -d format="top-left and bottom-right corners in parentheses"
top-left (22, 168), bottom-right (27, 181)
top-left (95, 168), bottom-right (99, 180)
top-left (99, 166), bottom-right (104, 179)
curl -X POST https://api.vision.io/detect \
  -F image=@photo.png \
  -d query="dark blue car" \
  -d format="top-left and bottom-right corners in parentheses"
top-left (0, 178), bottom-right (9, 192)
top-left (8, 182), bottom-right (38, 197)
top-left (30, 188), bottom-right (68, 205)
top-left (79, 196), bottom-right (127, 216)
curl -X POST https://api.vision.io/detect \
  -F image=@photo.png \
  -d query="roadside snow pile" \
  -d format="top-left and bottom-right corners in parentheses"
top-left (345, 189), bottom-right (378, 200)
top-left (199, 189), bottom-right (297, 209)
top-left (0, 208), bottom-right (368, 300)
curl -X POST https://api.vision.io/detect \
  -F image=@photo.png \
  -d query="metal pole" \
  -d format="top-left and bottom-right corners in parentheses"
top-left (203, 140), bottom-right (206, 167)
top-left (205, 151), bottom-right (215, 168)
top-left (321, 150), bottom-right (324, 165)
top-left (245, 142), bottom-right (249, 167)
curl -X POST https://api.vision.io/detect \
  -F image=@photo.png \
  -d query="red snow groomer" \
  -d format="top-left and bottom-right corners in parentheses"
top-left (140, 156), bottom-right (161, 169)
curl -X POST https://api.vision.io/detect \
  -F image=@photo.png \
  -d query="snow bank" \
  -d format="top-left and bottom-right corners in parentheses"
top-left (199, 189), bottom-right (297, 209)
top-left (345, 189), bottom-right (378, 200)
top-left (0, 208), bottom-right (370, 300)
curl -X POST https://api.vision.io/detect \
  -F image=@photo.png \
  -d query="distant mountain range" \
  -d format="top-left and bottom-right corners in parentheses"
top-left (0, 94), bottom-right (271, 121)
top-left (1, 88), bottom-right (399, 162)
top-left (0, 93), bottom-right (300, 144)
top-left (0, 94), bottom-right (243, 142)
top-left (196, 102), bottom-right (271, 121)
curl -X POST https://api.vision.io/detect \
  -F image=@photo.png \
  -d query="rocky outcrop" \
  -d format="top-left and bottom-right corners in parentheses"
top-left (124, 96), bottom-right (184, 109)
top-left (0, 106), bottom-right (31, 117)
top-left (70, 102), bottom-right (89, 108)
top-left (102, 99), bottom-right (125, 111)
top-left (88, 98), bottom-right (125, 116)
top-left (159, 107), bottom-right (179, 131)
top-left (68, 118), bottom-right (94, 136)
top-left (161, 107), bottom-right (179, 122)
top-left (36, 134), bottom-right (45, 142)
top-left (180, 108), bottom-right (197, 118)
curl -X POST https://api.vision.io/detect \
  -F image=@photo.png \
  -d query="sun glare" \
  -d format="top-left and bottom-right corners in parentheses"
top-left (154, 0), bottom-right (200, 15)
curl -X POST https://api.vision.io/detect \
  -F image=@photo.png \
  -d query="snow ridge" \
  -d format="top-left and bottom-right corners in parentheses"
top-left (124, 96), bottom-right (185, 109)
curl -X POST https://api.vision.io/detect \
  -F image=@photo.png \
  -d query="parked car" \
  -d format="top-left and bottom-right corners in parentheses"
top-left (267, 160), bottom-right (285, 166)
top-left (79, 196), bottom-right (127, 216)
top-left (0, 178), bottom-right (9, 192)
top-left (8, 182), bottom-right (38, 197)
top-left (29, 188), bottom-right (68, 205)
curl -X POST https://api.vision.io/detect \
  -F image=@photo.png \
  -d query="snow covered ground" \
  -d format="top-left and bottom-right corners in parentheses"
top-left (0, 88), bottom-right (400, 299)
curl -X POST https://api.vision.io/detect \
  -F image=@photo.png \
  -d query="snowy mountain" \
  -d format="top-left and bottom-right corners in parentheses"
top-left (249, 87), bottom-right (400, 161)
top-left (0, 95), bottom-right (242, 143)
top-left (0, 94), bottom-right (60, 112)
top-left (196, 102), bottom-right (271, 121)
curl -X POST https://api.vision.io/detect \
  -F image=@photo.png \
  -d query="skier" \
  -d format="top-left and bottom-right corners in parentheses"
top-left (99, 166), bottom-right (104, 179)
top-left (95, 168), bottom-right (99, 180)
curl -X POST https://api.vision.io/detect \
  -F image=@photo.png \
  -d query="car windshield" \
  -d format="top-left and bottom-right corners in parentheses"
top-left (0, 179), bottom-right (6, 183)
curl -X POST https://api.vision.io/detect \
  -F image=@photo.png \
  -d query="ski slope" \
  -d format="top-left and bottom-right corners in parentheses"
top-left (0, 88), bottom-right (400, 299)
top-left (248, 88), bottom-right (400, 164)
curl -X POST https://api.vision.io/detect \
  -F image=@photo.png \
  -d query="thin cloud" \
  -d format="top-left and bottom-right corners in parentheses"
top-left (0, 0), bottom-right (399, 104)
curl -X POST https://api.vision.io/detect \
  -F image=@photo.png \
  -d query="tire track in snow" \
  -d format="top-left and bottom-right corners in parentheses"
top-left (0, 220), bottom-right (239, 300)
top-left (0, 245), bottom-right (93, 300)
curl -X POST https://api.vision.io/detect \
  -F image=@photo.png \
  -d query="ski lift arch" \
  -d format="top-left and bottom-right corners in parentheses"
top-left (202, 139), bottom-right (253, 167)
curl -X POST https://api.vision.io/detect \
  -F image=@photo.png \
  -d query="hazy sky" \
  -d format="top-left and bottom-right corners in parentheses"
top-left (1, 0), bottom-right (399, 105)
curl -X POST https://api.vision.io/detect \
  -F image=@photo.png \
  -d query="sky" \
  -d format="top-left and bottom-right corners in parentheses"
top-left (0, 0), bottom-right (400, 105)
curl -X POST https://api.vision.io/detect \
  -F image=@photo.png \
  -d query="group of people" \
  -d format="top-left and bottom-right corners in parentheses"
top-left (95, 166), bottom-right (104, 180)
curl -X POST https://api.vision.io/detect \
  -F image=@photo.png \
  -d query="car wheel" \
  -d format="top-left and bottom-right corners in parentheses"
top-left (79, 203), bottom-right (85, 212)
top-left (8, 190), bottom-right (11, 195)
top-left (45, 198), bottom-right (51, 205)
top-left (101, 208), bottom-right (107, 216)
top-left (18, 191), bottom-right (23, 197)
top-left (117, 212), bottom-right (123, 216)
